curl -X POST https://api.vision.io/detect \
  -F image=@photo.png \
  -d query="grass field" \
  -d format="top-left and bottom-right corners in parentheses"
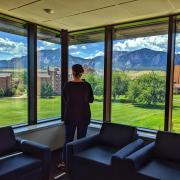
top-left (0, 95), bottom-right (179, 132)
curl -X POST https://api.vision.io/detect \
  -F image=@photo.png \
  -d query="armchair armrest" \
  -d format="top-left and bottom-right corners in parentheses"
top-left (126, 142), bottom-right (155, 170)
top-left (67, 134), bottom-right (99, 154)
top-left (112, 139), bottom-right (144, 161)
top-left (66, 134), bottom-right (98, 175)
top-left (15, 137), bottom-right (22, 151)
top-left (20, 140), bottom-right (51, 180)
top-left (111, 138), bottom-right (144, 176)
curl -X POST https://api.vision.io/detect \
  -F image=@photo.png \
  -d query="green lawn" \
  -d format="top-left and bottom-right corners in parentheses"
top-left (0, 95), bottom-right (179, 132)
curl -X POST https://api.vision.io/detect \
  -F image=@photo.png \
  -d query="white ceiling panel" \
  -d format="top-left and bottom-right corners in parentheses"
top-left (125, 0), bottom-right (173, 16)
top-left (0, 0), bottom-right (180, 31)
top-left (0, 0), bottom-right (39, 10)
top-left (58, 5), bottom-right (132, 30)
top-left (43, 20), bottom-right (69, 30)
top-left (169, 0), bottom-right (180, 9)
top-left (10, 0), bottom-right (128, 20)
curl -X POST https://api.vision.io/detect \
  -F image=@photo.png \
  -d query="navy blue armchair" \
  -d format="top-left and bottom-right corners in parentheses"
top-left (66, 123), bottom-right (144, 180)
top-left (124, 131), bottom-right (180, 180)
top-left (0, 126), bottom-right (51, 180)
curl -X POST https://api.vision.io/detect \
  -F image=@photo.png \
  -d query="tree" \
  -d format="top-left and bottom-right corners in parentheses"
top-left (83, 73), bottom-right (103, 96)
top-left (127, 72), bottom-right (166, 104)
top-left (83, 73), bottom-right (96, 89)
top-left (0, 88), bottom-right (5, 97)
top-left (112, 71), bottom-right (129, 100)
top-left (40, 82), bottom-right (54, 98)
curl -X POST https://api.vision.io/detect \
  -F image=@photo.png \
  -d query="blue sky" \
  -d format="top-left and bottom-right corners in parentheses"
top-left (69, 42), bottom-right (104, 59)
top-left (1, 31), bottom-right (180, 60)
top-left (0, 31), bottom-right (27, 60)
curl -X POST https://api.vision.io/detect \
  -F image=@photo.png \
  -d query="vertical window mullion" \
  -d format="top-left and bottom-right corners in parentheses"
top-left (61, 30), bottom-right (69, 120)
top-left (164, 15), bottom-right (176, 131)
top-left (28, 23), bottom-right (37, 125)
top-left (103, 26), bottom-right (113, 122)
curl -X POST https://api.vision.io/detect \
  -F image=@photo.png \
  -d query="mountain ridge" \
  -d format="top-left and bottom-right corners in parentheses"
top-left (0, 48), bottom-right (180, 70)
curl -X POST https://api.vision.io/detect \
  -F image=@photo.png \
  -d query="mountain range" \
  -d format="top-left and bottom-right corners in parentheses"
top-left (0, 48), bottom-right (180, 70)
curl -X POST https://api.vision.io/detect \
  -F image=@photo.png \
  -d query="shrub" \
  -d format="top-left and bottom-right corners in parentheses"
top-left (112, 71), bottom-right (129, 100)
top-left (127, 72), bottom-right (166, 104)
top-left (0, 88), bottom-right (5, 97)
top-left (40, 82), bottom-right (54, 98)
top-left (83, 73), bottom-right (103, 96)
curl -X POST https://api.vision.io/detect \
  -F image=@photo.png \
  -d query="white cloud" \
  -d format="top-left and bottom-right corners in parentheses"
top-left (84, 54), bottom-right (94, 59)
top-left (113, 35), bottom-right (168, 52)
top-left (42, 41), bottom-right (54, 47)
top-left (84, 51), bottom-right (104, 59)
top-left (81, 45), bottom-right (87, 50)
top-left (52, 47), bottom-right (57, 50)
top-left (71, 51), bottom-right (80, 56)
top-left (69, 45), bottom-right (78, 49)
top-left (175, 33), bottom-right (180, 48)
top-left (94, 51), bottom-right (104, 57)
top-left (37, 46), bottom-right (45, 51)
top-left (0, 37), bottom-right (27, 58)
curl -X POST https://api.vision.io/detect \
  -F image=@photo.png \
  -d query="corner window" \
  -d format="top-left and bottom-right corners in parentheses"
top-left (111, 19), bottom-right (168, 130)
top-left (37, 27), bottom-right (61, 121)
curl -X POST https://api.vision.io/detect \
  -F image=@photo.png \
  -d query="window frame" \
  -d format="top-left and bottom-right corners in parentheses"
top-left (0, 12), bottom-right (178, 133)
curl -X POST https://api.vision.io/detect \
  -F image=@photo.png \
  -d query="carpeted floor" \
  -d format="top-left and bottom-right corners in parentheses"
top-left (50, 149), bottom-right (69, 180)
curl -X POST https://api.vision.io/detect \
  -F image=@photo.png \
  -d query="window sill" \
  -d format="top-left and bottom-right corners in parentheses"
top-left (14, 119), bottom-right (156, 140)
top-left (14, 119), bottom-right (63, 135)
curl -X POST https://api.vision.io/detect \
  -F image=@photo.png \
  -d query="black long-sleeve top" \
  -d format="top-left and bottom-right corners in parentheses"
top-left (62, 81), bottom-right (94, 125)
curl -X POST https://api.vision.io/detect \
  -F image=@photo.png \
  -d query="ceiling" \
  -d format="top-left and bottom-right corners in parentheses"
top-left (0, 0), bottom-right (180, 31)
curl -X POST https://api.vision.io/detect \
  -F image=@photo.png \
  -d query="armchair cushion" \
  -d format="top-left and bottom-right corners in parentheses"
top-left (0, 153), bottom-right (42, 180)
top-left (0, 127), bottom-right (16, 156)
top-left (20, 140), bottom-right (51, 180)
top-left (73, 152), bottom-right (111, 180)
top-left (75, 145), bottom-right (117, 165)
top-left (98, 123), bottom-right (137, 149)
top-left (155, 131), bottom-right (180, 162)
top-left (72, 145), bottom-right (115, 180)
top-left (138, 159), bottom-right (180, 180)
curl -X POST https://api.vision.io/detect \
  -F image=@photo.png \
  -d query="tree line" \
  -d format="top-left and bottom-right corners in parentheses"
top-left (84, 71), bottom-right (166, 105)
top-left (0, 70), bottom-right (166, 105)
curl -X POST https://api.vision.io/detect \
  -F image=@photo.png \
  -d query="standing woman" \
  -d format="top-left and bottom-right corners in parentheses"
top-left (59, 64), bottom-right (94, 169)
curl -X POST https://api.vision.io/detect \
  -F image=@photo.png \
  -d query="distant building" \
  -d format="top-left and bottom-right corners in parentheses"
top-left (0, 73), bottom-right (12, 92)
top-left (37, 72), bottom-right (51, 95)
top-left (174, 65), bottom-right (180, 92)
top-left (48, 67), bottom-right (61, 95)
top-left (0, 66), bottom-right (96, 96)
top-left (83, 65), bottom-right (96, 74)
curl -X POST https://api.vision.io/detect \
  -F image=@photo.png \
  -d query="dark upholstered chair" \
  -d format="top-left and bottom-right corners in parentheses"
top-left (66, 123), bottom-right (144, 180)
top-left (123, 131), bottom-right (180, 180)
top-left (0, 126), bottom-right (51, 180)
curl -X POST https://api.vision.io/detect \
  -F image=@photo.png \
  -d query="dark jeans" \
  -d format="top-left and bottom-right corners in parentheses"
top-left (62, 124), bottom-right (88, 163)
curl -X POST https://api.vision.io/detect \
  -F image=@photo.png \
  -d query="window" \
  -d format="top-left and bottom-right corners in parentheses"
top-left (0, 17), bottom-right (28, 127)
top-left (172, 18), bottom-right (180, 132)
top-left (69, 29), bottom-right (105, 121)
top-left (111, 19), bottom-right (168, 130)
top-left (37, 27), bottom-right (61, 121)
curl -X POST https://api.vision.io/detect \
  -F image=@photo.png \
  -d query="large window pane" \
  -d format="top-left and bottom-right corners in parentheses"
top-left (0, 18), bottom-right (28, 127)
top-left (112, 19), bottom-right (168, 130)
top-left (37, 27), bottom-right (61, 121)
top-left (69, 29), bottom-right (104, 121)
top-left (172, 19), bottom-right (180, 132)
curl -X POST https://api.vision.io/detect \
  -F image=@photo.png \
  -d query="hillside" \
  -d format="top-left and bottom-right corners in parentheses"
top-left (0, 48), bottom-right (180, 70)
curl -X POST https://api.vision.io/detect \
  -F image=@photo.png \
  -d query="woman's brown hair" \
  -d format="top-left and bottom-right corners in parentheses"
top-left (72, 64), bottom-right (84, 78)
